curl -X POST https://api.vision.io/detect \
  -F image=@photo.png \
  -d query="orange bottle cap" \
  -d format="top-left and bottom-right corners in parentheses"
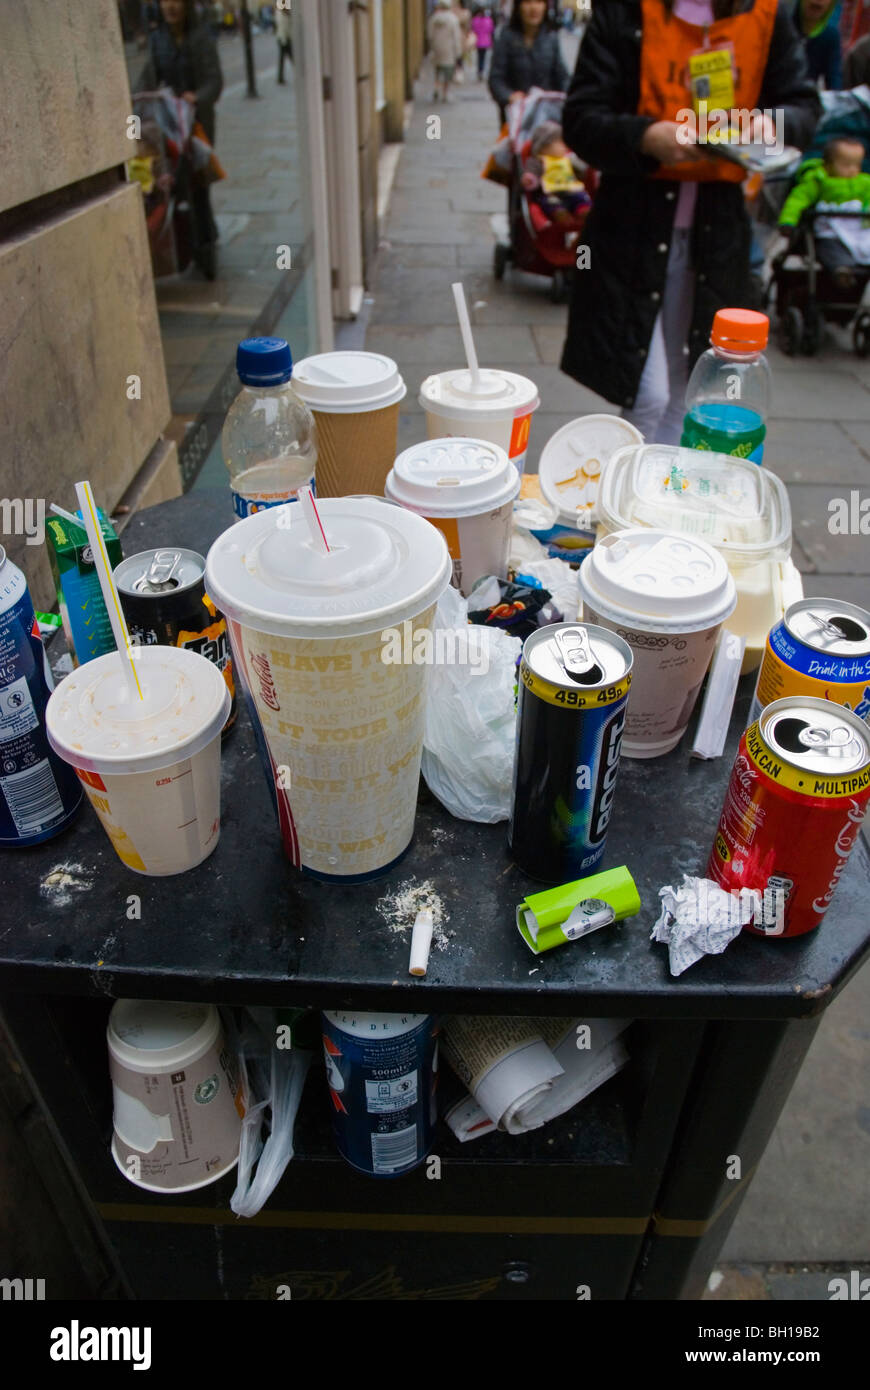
top-left (711, 308), bottom-right (769, 353)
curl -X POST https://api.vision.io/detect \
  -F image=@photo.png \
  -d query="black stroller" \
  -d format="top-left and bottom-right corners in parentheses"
top-left (765, 88), bottom-right (870, 357)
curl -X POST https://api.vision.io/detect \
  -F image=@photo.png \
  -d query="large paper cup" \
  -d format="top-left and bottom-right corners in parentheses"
top-left (45, 646), bottom-right (230, 874)
top-left (205, 498), bottom-right (451, 881)
top-left (385, 437), bottom-right (520, 596)
top-left (419, 368), bottom-right (540, 474)
top-left (291, 351), bottom-right (406, 498)
top-left (579, 529), bottom-right (737, 759)
top-left (108, 1000), bottom-right (243, 1193)
top-left (535, 415), bottom-right (643, 562)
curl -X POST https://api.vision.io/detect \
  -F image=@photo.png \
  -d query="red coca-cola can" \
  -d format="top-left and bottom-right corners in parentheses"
top-left (708, 696), bottom-right (870, 938)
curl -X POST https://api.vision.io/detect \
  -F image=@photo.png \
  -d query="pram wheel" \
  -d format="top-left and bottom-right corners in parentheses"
top-left (853, 312), bottom-right (870, 358)
top-left (779, 305), bottom-right (803, 357)
top-left (801, 302), bottom-right (822, 356)
top-left (494, 241), bottom-right (510, 282)
top-left (550, 268), bottom-right (569, 305)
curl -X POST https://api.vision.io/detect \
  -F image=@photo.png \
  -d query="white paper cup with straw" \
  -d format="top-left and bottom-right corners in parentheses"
top-left (45, 481), bottom-right (230, 875)
top-left (419, 282), bottom-right (541, 474)
top-left (205, 494), bottom-right (451, 881)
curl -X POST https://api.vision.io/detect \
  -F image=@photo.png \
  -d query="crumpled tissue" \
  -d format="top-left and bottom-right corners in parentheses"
top-left (652, 875), bottom-right (760, 976)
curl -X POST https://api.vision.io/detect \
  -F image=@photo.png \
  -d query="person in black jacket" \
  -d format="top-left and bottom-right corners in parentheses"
top-left (488, 1), bottom-right (569, 126)
top-left (560, 1), bottom-right (819, 444)
top-left (140, 0), bottom-right (223, 277)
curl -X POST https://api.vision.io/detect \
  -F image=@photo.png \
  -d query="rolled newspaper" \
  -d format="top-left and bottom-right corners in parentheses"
top-left (442, 1015), bottom-right (631, 1141)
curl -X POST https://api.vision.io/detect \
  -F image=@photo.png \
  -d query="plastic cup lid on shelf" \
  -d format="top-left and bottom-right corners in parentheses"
top-left (538, 414), bottom-right (644, 522)
top-left (45, 645), bottom-right (230, 775)
top-left (108, 1000), bottom-right (219, 1071)
top-left (419, 367), bottom-right (540, 417)
top-left (205, 496), bottom-right (452, 639)
top-left (290, 351), bottom-right (406, 413)
top-left (385, 437), bottom-right (520, 518)
top-left (711, 308), bottom-right (769, 352)
top-left (580, 528), bottom-right (737, 633)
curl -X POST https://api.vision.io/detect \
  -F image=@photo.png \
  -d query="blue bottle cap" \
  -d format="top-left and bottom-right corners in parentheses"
top-left (236, 338), bottom-right (293, 387)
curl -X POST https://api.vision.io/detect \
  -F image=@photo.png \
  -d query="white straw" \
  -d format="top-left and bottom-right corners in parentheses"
top-left (298, 486), bottom-right (331, 556)
top-left (50, 502), bottom-right (87, 531)
top-left (452, 281), bottom-right (481, 388)
top-left (74, 481), bottom-right (144, 701)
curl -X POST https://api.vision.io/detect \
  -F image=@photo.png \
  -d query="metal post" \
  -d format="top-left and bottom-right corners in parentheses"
top-left (241, 0), bottom-right (258, 98)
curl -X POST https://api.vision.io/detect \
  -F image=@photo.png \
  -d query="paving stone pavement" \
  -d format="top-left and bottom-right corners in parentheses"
top-left (368, 47), bottom-right (870, 1298)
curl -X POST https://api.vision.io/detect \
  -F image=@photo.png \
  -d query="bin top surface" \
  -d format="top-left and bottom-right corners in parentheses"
top-left (3, 488), bottom-right (869, 1020)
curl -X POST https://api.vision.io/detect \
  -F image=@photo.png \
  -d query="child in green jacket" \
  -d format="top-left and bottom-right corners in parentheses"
top-left (779, 138), bottom-right (870, 283)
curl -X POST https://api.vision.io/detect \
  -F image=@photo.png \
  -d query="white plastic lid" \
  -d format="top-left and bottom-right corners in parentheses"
top-left (419, 367), bottom-right (540, 419)
top-left (205, 496), bottom-right (451, 639)
top-left (385, 437), bottom-right (520, 518)
top-left (290, 351), bottom-right (406, 413)
top-left (46, 646), bottom-right (230, 775)
top-left (539, 414), bottom-right (644, 524)
top-left (597, 444), bottom-right (791, 562)
top-left (108, 1000), bottom-right (220, 1072)
top-left (580, 529), bottom-right (737, 632)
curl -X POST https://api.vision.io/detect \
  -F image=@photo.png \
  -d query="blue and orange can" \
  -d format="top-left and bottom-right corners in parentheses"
top-left (749, 599), bottom-right (870, 728)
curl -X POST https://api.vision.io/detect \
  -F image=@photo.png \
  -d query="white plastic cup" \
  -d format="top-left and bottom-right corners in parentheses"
top-left (384, 437), bottom-right (520, 596)
top-left (205, 497), bottom-right (451, 881)
top-left (290, 351), bottom-right (406, 499)
top-left (419, 368), bottom-right (540, 474)
top-left (45, 646), bottom-right (230, 875)
top-left (108, 1000), bottom-right (243, 1193)
top-left (579, 529), bottom-right (737, 758)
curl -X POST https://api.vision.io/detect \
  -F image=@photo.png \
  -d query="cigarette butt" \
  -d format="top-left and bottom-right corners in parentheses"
top-left (409, 908), bottom-right (434, 977)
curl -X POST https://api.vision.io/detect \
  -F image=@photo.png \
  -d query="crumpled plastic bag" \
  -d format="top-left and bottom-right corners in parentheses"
top-left (421, 586), bottom-right (522, 823)
top-left (652, 875), bottom-right (759, 976)
top-left (227, 1007), bottom-right (311, 1218)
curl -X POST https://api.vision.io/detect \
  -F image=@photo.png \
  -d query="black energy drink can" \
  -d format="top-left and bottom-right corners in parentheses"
top-left (509, 623), bottom-right (633, 883)
top-left (114, 549), bottom-right (236, 733)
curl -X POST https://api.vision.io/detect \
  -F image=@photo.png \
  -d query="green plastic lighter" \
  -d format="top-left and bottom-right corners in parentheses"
top-left (516, 866), bottom-right (641, 955)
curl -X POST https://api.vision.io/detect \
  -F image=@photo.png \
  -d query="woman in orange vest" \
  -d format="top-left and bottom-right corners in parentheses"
top-left (560, 1), bottom-right (819, 444)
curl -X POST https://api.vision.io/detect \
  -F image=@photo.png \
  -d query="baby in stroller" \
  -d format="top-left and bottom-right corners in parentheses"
top-left (521, 121), bottom-right (591, 226)
top-left (779, 138), bottom-right (870, 286)
top-left (488, 90), bottom-right (595, 303)
top-left (768, 87), bottom-right (870, 355)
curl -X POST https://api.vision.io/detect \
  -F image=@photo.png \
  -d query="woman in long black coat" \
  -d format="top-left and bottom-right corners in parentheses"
top-left (560, 0), bottom-right (819, 444)
top-left (489, 0), bottom-right (569, 126)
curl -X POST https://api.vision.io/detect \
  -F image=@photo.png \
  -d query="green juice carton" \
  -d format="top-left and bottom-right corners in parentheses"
top-left (46, 510), bottom-right (122, 666)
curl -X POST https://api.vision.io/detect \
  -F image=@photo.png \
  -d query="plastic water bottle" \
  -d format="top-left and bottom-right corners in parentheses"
top-left (681, 309), bottom-right (771, 465)
top-left (223, 338), bottom-right (317, 517)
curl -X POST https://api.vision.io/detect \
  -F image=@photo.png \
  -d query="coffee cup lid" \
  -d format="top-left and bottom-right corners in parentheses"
top-left (419, 368), bottom-right (540, 416)
top-left (204, 496), bottom-right (451, 639)
top-left (290, 351), bottom-right (406, 413)
top-left (539, 414), bottom-right (644, 523)
top-left (46, 646), bottom-right (230, 775)
top-left (579, 529), bottom-right (737, 632)
top-left (385, 437), bottom-right (520, 518)
top-left (108, 1000), bottom-right (219, 1071)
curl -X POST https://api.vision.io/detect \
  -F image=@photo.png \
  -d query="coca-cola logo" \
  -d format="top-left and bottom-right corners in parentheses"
top-left (733, 754), bottom-right (756, 792)
top-left (250, 651), bottom-right (280, 712)
top-left (812, 801), bottom-right (865, 914)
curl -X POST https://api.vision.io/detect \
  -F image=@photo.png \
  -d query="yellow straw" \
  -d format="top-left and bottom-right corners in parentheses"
top-left (74, 481), bottom-right (144, 701)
